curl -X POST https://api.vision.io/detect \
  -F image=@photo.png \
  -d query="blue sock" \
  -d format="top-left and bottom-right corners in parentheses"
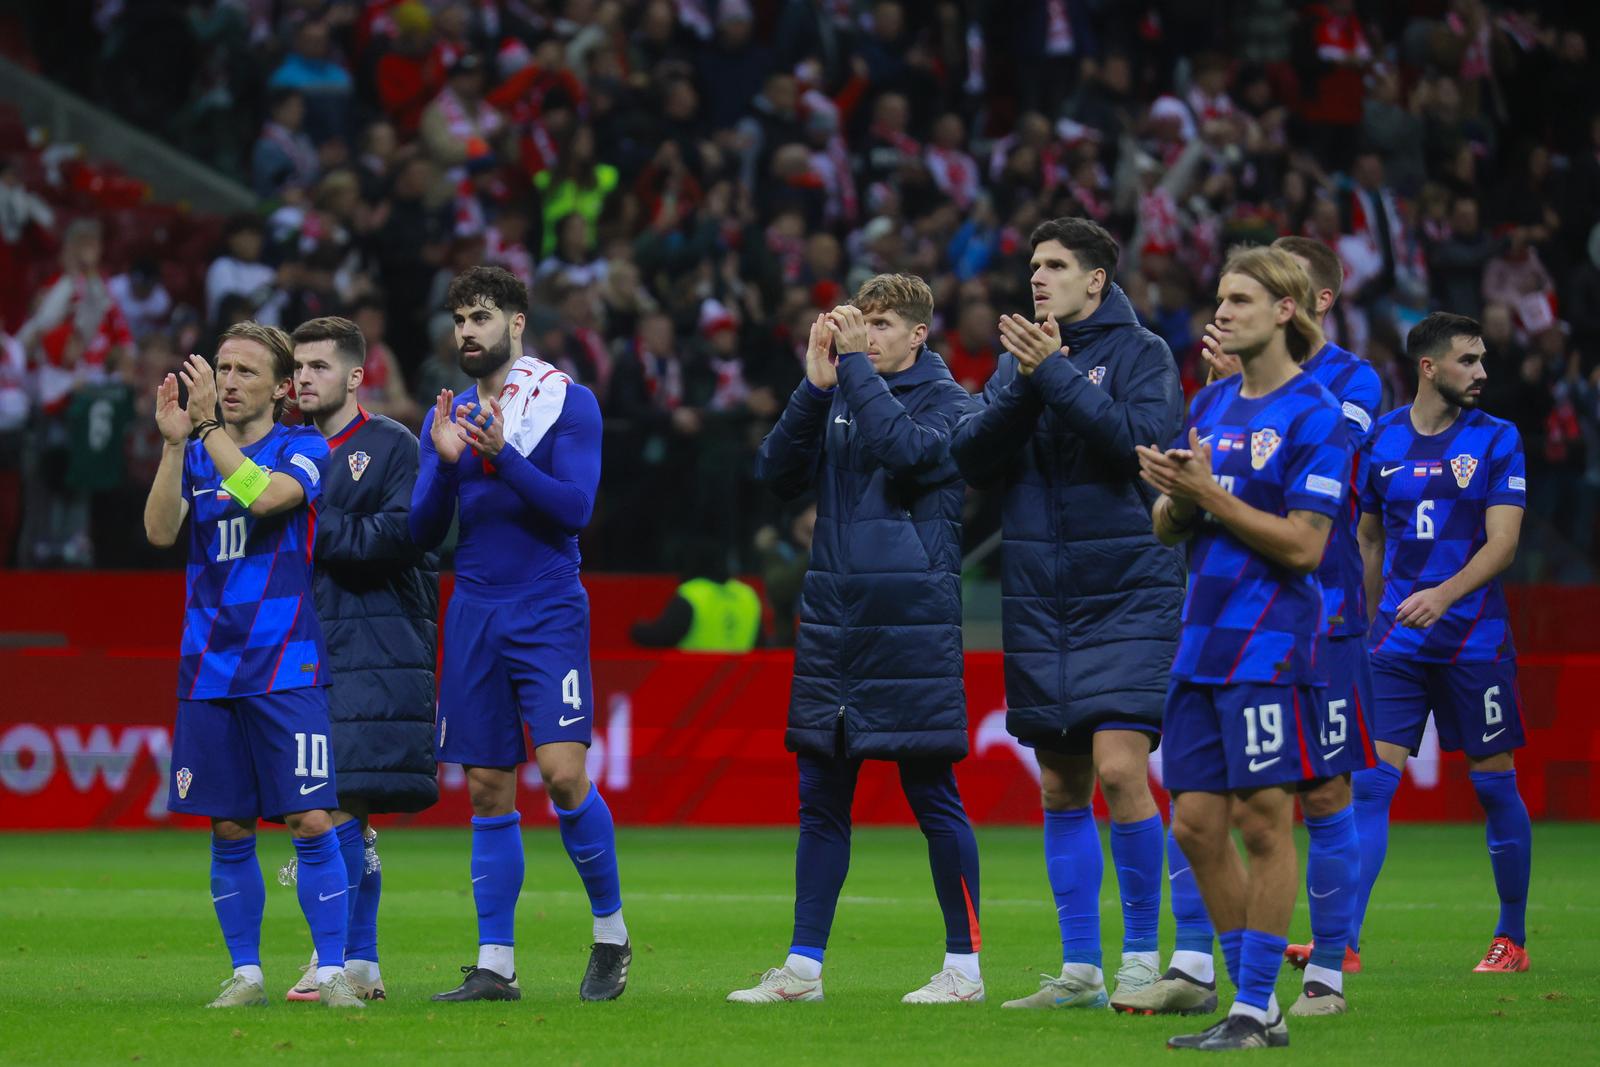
top-left (1304, 806), bottom-right (1359, 971)
top-left (293, 829), bottom-right (349, 968)
top-left (1044, 807), bottom-right (1102, 967)
top-left (1110, 815), bottom-right (1162, 954)
top-left (210, 835), bottom-right (265, 968)
top-left (472, 812), bottom-right (525, 947)
top-left (1349, 762), bottom-right (1402, 951)
top-left (1470, 770), bottom-right (1532, 945)
top-left (1168, 821), bottom-right (1214, 955)
top-left (347, 838), bottom-right (381, 963)
top-left (789, 944), bottom-right (825, 963)
top-left (1218, 928), bottom-right (1245, 989)
top-left (334, 820), bottom-right (364, 936)
top-left (555, 785), bottom-right (623, 918)
top-left (1237, 929), bottom-right (1287, 1011)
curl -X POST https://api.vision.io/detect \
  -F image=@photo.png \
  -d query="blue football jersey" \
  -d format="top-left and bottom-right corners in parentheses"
top-left (1172, 373), bottom-right (1349, 685)
top-left (179, 424), bottom-right (330, 699)
top-left (1360, 406), bottom-right (1525, 662)
top-left (1302, 342), bottom-right (1381, 636)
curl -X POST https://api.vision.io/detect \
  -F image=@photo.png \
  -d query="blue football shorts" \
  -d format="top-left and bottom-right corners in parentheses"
top-left (168, 686), bottom-right (338, 820)
top-left (1163, 680), bottom-right (1326, 793)
top-left (436, 577), bottom-right (595, 767)
top-left (1369, 653), bottom-right (1524, 758)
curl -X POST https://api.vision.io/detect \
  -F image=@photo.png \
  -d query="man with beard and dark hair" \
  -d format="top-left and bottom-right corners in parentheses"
top-left (277, 316), bottom-right (439, 1003)
top-left (409, 266), bottom-right (629, 1004)
top-left (1349, 312), bottom-right (1533, 976)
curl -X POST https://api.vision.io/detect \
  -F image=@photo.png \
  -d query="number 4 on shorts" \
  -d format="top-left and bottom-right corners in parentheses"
top-left (562, 669), bottom-right (582, 711)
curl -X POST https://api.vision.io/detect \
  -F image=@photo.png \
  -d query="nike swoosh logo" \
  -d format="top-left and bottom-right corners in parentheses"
top-left (1116, 867), bottom-right (1142, 877)
top-left (1248, 757), bottom-right (1281, 772)
top-left (1168, 867), bottom-right (1190, 882)
top-left (471, 875), bottom-right (488, 883)
top-left (1309, 887), bottom-right (1339, 899)
top-left (834, 415), bottom-right (851, 425)
top-left (558, 714), bottom-right (586, 727)
top-left (194, 487), bottom-right (215, 496)
top-left (212, 891), bottom-right (240, 903)
top-left (318, 889), bottom-right (347, 902)
top-left (576, 850), bottom-right (606, 864)
top-left (1482, 728), bottom-right (1506, 743)
top-left (1322, 746), bottom-right (1344, 760)
top-left (1488, 846), bottom-right (1508, 855)
top-left (1380, 465), bottom-right (1404, 477)
top-left (298, 782), bottom-right (329, 796)
top-left (1197, 434), bottom-right (1215, 446)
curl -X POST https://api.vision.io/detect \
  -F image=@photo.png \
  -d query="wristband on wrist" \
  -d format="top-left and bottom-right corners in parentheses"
top-left (222, 458), bottom-right (270, 507)
top-left (196, 420), bottom-right (223, 442)
top-left (1166, 499), bottom-right (1198, 531)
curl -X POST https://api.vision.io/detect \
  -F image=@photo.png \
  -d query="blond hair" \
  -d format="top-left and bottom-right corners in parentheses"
top-left (1219, 245), bottom-right (1321, 363)
top-left (220, 321), bottom-right (295, 418)
top-left (854, 273), bottom-right (934, 327)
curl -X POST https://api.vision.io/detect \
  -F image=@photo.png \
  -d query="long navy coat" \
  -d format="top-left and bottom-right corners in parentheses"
top-left (951, 286), bottom-right (1185, 745)
top-left (755, 347), bottom-right (979, 761)
top-left (314, 411), bottom-right (439, 812)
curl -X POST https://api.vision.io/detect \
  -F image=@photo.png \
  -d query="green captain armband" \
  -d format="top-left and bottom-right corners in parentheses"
top-left (222, 458), bottom-right (271, 507)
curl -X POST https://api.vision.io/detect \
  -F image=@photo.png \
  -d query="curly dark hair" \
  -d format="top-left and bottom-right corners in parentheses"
top-left (443, 265), bottom-right (529, 317)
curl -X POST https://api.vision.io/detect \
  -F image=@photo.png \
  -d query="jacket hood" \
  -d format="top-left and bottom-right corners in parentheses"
top-left (1060, 283), bottom-right (1140, 345)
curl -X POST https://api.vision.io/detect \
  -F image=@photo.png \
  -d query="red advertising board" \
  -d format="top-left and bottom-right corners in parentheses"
top-left (1, 573), bottom-right (1597, 829)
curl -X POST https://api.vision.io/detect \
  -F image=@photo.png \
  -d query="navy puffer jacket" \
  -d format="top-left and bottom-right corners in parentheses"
top-left (314, 413), bottom-right (439, 813)
top-left (755, 346), bottom-right (979, 760)
top-left (951, 286), bottom-right (1185, 744)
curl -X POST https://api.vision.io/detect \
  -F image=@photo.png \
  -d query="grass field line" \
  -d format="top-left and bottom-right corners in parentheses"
top-left (5, 885), bottom-right (1595, 913)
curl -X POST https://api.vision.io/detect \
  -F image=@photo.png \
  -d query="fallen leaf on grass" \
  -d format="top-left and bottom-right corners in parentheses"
top-left (1542, 992), bottom-right (1567, 1001)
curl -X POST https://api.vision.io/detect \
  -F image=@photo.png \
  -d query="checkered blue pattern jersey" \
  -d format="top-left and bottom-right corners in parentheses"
top-left (1361, 406), bottom-right (1525, 662)
top-left (1171, 372), bottom-right (1350, 685)
top-left (1303, 342), bottom-right (1382, 636)
top-left (178, 424), bottom-right (330, 699)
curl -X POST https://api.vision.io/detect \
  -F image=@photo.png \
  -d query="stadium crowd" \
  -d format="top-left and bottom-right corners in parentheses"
top-left (3, 0), bottom-right (1600, 577)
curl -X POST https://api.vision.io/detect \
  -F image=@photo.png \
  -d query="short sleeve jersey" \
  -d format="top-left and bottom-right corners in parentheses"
top-left (1302, 342), bottom-right (1382, 636)
top-left (1360, 406), bottom-right (1525, 662)
top-left (1172, 373), bottom-right (1349, 685)
top-left (179, 423), bottom-right (331, 698)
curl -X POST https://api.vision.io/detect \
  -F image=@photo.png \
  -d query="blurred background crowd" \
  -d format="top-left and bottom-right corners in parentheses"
top-left (2, 0), bottom-right (1599, 593)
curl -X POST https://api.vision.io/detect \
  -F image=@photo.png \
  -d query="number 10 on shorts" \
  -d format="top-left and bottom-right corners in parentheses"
top-left (294, 732), bottom-right (329, 778)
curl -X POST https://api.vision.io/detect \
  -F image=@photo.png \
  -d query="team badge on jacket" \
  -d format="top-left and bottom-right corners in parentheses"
top-left (1088, 365), bottom-right (1107, 386)
top-left (1450, 453), bottom-right (1478, 488)
top-left (175, 766), bottom-right (192, 799)
top-left (1250, 427), bottom-right (1282, 470)
top-left (348, 450), bottom-right (371, 481)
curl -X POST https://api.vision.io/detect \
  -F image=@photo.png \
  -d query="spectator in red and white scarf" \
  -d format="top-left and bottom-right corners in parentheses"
top-left (925, 113), bottom-right (980, 211)
top-left (18, 219), bottom-right (132, 416)
top-left (420, 54), bottom-right (506, 167)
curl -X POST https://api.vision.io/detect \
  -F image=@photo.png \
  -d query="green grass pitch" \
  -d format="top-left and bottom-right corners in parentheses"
top-left (1, 825), bottom-right (1595, 1065)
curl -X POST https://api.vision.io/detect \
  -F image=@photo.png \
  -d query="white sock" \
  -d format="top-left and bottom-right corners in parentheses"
top-left (1268, 992), bottom-right (1281, 1020)
top-left (1121, 950), bottom-right (1159, 972)
top-left (1304, 962), bottom-right (1342, 993)
top-left (314, 965), bottom-right (343, 984)
top-left (1169, 949), bottom-right (1215, 984)
top-left (1061, 961), bottom-right (1103, 986)
top-left (346, 958), bottom-right (380, 984)
top-left (944, 951), bottom-right (981, 982)
top-left (785, 953), bottom-right (822, 981)
top-left (306, 949), bottom-right (318, 969)
top-left (478, 943), bottom-right (515, 977)
top-left (234, 964), bottom-right (264, 986)
top-left (1228, 998), bottom-right (1269, 1024)
top-left (593, 909), bottom-right (628, 946)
